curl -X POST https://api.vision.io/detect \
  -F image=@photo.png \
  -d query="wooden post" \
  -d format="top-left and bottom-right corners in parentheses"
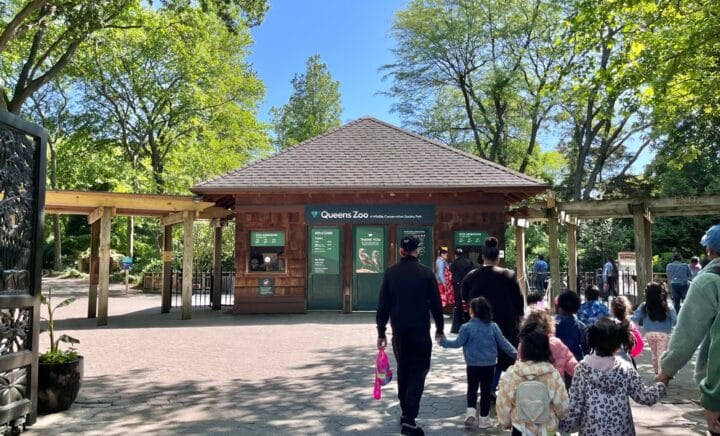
top-left (161, 224), bottom-right (173, 313)
top-left (88, 220), bottom-right (99, 318)
top-left (97, 207), bottom-right (113, 326)
top-left (567, 218), bottom-right (578, 293)
top-left (547, 199), bottom-right (560, 304)
top-left (631, 203), bottom-right (652, 304)
top-left (514, 219), bottom-right (527, 298)
top-left (212, 220), bottom-right (223, 310)
top-left (182, 212), bottom-right (195, 320)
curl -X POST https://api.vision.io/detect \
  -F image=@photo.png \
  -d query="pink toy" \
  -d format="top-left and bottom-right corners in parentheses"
top-left (373, 348), bottom-right (393, 400)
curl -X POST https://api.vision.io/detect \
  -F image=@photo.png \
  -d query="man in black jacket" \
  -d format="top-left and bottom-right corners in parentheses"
top-left (376, 235), bottom-right (444, 436)
top-left (450, 247), bottom-right (474, 333)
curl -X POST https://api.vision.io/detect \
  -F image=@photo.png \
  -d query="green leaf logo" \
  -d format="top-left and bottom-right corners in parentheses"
top-left (311, 210), bottom-right (319, 218)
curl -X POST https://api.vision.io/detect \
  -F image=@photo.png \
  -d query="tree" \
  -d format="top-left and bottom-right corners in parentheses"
top-left (270, 54), bottom-right (342, 149)
top-left (75, 5), bottom-right (268, 193)
top-left (0, 0), bottom-right (135, 114)
top-left (383, 0), bottom-right (570, 172)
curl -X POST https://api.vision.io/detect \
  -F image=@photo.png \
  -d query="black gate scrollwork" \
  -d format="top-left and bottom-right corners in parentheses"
top-left (0, 110), bottom-right (47, 433)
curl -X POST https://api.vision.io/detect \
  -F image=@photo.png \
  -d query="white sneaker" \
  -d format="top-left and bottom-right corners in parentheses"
top-left (476, 416), bottom-right (494, 429)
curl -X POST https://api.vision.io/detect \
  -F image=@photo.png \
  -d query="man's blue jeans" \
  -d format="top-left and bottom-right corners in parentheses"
top-left (670, 282), bottom-right (688, 313)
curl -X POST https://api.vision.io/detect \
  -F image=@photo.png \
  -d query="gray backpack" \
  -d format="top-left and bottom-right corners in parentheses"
top-left (515, 379), bottom-right (550, 435)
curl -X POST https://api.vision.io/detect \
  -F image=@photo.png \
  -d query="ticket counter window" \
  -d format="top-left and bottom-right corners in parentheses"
top-left (249, 231), bottom-right (286, 273)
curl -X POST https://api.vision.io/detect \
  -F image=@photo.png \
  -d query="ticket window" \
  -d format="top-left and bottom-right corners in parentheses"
top-left (249, 231), bottom-right (286, 273)
top-left (454, 230), bottom-right (488, 266)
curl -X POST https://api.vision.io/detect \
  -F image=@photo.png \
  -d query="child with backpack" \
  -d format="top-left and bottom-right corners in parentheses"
top-left (496, 322), bottom-right (569, 435)
top-left (560, 317), bottom-right (666, 435)
top-left (631, 282), bottom-right (677, 374)
top-left (439, 297), bottom-right (518, 429)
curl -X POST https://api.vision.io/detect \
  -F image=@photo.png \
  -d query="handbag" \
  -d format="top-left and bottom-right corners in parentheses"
top-left (630, 322), bottom-right (644, 358)
top-left (373, 348), bottom-right (393, 400)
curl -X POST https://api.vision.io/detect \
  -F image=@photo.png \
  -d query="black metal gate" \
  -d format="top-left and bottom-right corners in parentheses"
top-left (171, 271), bottom-right (235, 308)
top-left (0, 111), bottom-right (46, 432)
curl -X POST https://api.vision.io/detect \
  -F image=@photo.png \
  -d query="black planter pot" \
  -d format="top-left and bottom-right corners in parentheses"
top-left (37, 356), bottom-right (84, 414)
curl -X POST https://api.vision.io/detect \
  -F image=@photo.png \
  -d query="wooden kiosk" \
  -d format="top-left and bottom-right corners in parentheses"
top-left (192, 117), bottom-right (547, 314)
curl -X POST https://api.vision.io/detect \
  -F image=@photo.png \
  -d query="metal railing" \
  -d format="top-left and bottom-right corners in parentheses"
top-left (143, 271), bottom-right (235, 307)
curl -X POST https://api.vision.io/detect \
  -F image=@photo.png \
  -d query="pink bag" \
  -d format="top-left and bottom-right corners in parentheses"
top-left (373, 348), bottom-right (393, 400)
top-left (630, 322), bottom-right (644, 358)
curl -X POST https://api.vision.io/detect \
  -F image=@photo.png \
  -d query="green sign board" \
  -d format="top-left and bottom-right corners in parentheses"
top-left (311, 228), bottom-right (340, 274)
top-left (258, 277), bottom-right (275, 295)
top-left (354, 226), bottom-right (384, 274)
top-left (398, 227), bottom-right (433, 268)
top-left (306, 205), bottom-right (435, 224)
top-left (454, 230), bottom-right (488, 246)
top-left (251, 231), bottom-right (285, 247)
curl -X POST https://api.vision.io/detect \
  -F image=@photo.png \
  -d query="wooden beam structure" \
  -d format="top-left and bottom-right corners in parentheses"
top-left (44, 190), bottom-right (219, 324)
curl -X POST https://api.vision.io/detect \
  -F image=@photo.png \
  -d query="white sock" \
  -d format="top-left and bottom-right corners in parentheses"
top-left (466, 407), bottom-right (477, 418)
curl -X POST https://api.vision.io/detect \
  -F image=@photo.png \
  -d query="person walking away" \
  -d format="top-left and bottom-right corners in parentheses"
top-left (577, 285), bottom-right (610, 326)
top-left (560, 317), bottom-right (666, 436)
top-left (376, 235), bottom-right (445, 436)
top-left (602, 257), bottom-right (619, 300)
top-left (438, 297), bottom-right (517, 429)
top-left (533, 255), bottom-right (549, 298)
top-left (518, 309), bottom-right (578, 381)
top-left (435, 247), bottom-right (453, 310)
top-left (450, 247), bottom-right (474, 333)
top-left (555, 291), bottom-right (588, 363)
top-left (658, 224), bottom-right (720, 435)
top-left (496, 324), bottom-right (569, 436)
top-left (631, 282), bottom-right (676, 374)
top-left (666, 253), bottom-right (692, 313)
top-left (611, 296), bottom-right (644, 367)
top-left (690, 256), bottom-right (702, 280)
top-left (462, 237), bottom-right (524, 394)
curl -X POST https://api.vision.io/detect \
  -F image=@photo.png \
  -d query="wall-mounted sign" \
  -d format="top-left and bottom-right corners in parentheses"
top-left (305, 205), bottom-right (435, 224)
top-left (251, 231), bottom-right (285, 247)
top-left (454, 230), bottom-right (488, 246)
top-left (259, 277), bottom-right (275, 295)
top-left (355, 227), bottom-right (385, 273)
top-left (310, 228), bottom-right (340, 275)
top-left (398, 227), bottom-right (433, 268)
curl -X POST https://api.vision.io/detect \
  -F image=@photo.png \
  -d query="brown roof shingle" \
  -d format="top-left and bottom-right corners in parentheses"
top-left (193, 117), bottom-right (547, 192)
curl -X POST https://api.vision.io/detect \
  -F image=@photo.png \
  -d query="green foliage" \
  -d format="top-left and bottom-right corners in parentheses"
top-left (39, 289), bottom-right (80, 364)
top-left (271, 54), bottom-right (342, 149)
top-left (576, 219), bottom-right (634, 274)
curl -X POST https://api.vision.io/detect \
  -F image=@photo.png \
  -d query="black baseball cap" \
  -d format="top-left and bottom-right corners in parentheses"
top-left (400, 235), bottom-right (420, 251)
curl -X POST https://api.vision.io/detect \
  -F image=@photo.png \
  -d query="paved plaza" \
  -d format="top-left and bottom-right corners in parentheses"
top-left (27, 278), bottom-right (708, 435)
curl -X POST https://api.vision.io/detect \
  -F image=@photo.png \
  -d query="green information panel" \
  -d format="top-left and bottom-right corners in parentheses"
top-left (454, 230), bottom-right (488, 246)
top-left (354, 227), bottom-right (385, 273)
top-left (258, 277), bottom-right (275, 295)
top-left (398, 227), bottom-right (433, 268)
top-left (251, 231), bottom-right (285, 247)
top-left (311, 228), bottom-right (340, 274)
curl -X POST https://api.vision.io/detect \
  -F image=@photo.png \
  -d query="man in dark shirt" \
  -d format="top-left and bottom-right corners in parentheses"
top-left (450, 247), bottom-right (474, 333)
top-left (377, 235), bottom-right (444, 436)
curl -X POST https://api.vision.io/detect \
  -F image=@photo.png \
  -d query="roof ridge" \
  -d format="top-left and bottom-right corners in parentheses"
top-left (362, 117), bottom-right (546, 185)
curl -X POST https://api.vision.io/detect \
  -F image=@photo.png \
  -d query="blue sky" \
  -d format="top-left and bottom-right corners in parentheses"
top-left (249, 0), bottom-right (408, 126)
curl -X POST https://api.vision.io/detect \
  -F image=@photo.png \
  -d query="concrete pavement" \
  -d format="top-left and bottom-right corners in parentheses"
top-left (26, 278), bottom-right (708, 435)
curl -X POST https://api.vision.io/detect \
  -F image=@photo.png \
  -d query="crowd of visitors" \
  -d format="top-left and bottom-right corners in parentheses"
top-left (376, 223), bottom-right (720, 435)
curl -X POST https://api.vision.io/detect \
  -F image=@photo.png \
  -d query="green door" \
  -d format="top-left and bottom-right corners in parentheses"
top-left (397, 227), bottom-right (433, 269)
top-left (307, 227), bottom-right (343, 310)
top-left (353, 226), bottom-right (387, 310)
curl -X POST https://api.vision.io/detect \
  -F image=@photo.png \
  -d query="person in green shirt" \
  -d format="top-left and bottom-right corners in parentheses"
top-left (657, 224), bottom-right (720, 435)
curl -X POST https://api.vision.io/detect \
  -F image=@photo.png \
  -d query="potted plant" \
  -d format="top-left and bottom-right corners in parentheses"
top-left (37, 288), bottom-right (83, 414)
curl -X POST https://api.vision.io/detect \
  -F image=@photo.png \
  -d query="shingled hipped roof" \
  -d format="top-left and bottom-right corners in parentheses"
top-left (193, 117), bottom-right (547, 194)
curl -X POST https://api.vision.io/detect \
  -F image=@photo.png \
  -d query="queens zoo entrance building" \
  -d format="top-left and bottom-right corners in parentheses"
top-left (192, 117), bottom-right (547, 314)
